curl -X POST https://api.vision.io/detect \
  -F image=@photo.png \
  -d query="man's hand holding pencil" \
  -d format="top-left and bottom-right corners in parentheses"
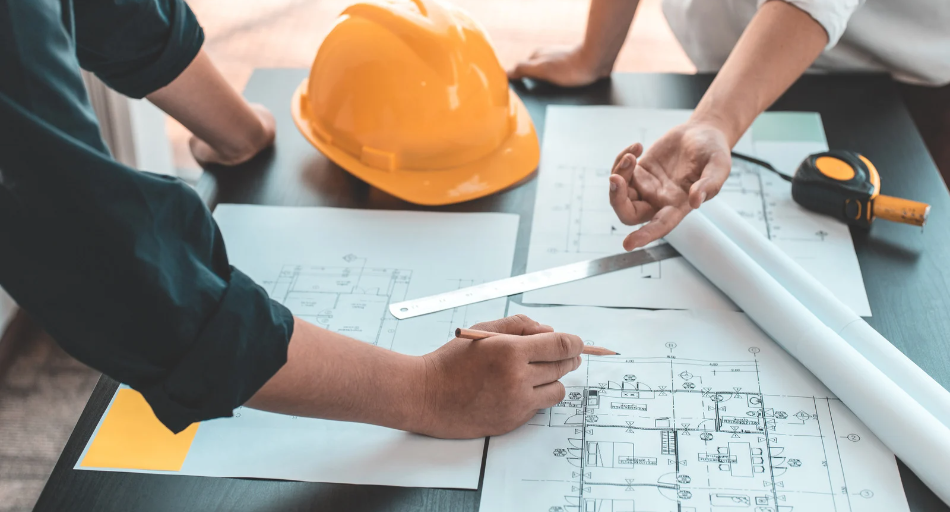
top-left (415, 314), bottom-right (586, 438)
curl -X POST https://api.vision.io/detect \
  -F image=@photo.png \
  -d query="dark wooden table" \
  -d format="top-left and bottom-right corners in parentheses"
top-left (34, 70), bottom-right (950, 512)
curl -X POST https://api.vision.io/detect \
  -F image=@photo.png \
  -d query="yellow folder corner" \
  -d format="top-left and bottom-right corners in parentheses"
top-left (80, 388), bottom-right (199, 471)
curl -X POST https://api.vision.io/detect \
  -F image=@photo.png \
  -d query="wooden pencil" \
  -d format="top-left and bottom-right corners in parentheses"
top-left (455, 328), bottom-right (620, 356)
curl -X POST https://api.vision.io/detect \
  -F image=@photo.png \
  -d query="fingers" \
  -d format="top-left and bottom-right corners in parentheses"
top-left (533, 381), bottom-right (567, 409)
top-left (688, 153), bottom-right (731, 208)
top-left (612, 142), bottom-right (643, 178)
top-left (527, 356), bottom-right (582, 386)
top-left (507, 60), bottom-right (543, 81)
top-left (629, 165), bottom-right (666, 204)
top-left (622, 205), bottom-right (689, 251)
top-left (614, 142), bottom-right (644, 162)
top-left (189, 136), bottom-right (217, 165)
top-left (471, 314), bottom-right (552, 336)
top-left (506, 63), bottom-right (525, 80)
top-left (612, 154), bottom-right (637, 185)
top-left (609, 175), bottom-right (655, 225)
top-left (518, 332), bottom-right (585, 362)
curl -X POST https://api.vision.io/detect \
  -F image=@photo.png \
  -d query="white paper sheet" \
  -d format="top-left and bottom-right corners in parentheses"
top-left (701, 198), bottom-right (950, 429)
top-left (664, 208), bottom-right (950, 504)
top-left (482, 304), bottom-right (909, 512)
top-left (524, 107), bottom-right (871, 316)
top-left (212, 205), bottom-right (519, 357)
top-left (76, 205), bottom-right (521, 488)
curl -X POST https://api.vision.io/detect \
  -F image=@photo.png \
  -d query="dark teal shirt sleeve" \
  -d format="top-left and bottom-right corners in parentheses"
top-left (0, 0), bottom-right (293, 434)
top-left (73, 0), bottom-right (205, 98)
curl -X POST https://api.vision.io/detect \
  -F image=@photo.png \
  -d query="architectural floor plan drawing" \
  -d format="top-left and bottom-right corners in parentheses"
top-left (481, 305), bottom-right (909, 512)
top-left (266, 262), bottom-right (409, 347)
top-left (524, 107), bottom-right (871, 315)
top-left (261, 261), bottom-right (501, 354)
top-left (76, 206), bottom-right (521, 488)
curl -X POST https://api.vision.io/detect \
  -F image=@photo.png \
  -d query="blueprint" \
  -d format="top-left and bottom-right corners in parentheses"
top-left (481, 304), bottom-right (908, 512)
top-left (215, 205), bottom-right (518, 357)
top-left (524, 107), bottom-right (871, 316)
top-left (76, 206), bottom-right (520, 488)
top-left (258, 261), bottom-right (496, 355)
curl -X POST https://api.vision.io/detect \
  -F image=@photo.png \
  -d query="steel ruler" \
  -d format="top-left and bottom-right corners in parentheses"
top-left (389, 243), bottom-right (680, 319)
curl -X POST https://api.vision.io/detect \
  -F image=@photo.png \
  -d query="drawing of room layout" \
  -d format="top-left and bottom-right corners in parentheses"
top-left (264, 258), bottom-right (410, 348)
top-left (529, 346), bottom-right (872, 512)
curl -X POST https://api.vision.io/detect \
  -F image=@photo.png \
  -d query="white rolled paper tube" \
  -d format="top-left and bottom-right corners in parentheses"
top-left (666, 210), bottom-right (950, 505)
top-left (701, 198), bottom-right (950, 427)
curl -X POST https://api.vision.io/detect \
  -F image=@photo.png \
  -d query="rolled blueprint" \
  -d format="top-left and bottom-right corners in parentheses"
top-left (666, 210), bottom-right (950, 505)
top-left (701, 198), bottom-right (950, 428)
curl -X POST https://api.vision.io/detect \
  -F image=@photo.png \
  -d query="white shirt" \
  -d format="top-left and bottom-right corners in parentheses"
top-left (662, 0), bottom-right (950, 86)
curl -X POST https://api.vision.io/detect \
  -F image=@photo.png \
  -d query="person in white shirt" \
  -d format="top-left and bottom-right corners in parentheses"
top-left (510, 0), bottom-right (950, 250)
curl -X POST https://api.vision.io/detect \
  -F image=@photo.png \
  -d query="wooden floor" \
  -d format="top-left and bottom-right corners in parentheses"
top-left (0, 315), bottom-right (100, 512)
top-left (0, 2), bottom-right (692, 511)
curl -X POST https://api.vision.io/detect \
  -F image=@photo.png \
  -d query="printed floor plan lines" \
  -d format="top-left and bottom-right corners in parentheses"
top-left (481, 305), bottom-right (908, 512)
top-left (263, 260), bottom-right (489, 350)
top-left (548, 164), bottom-right (664, 280)
top-left (536, 158), bottom-right (831, 284)
top-left (530, 348), bottom-right (863, 512)
top-left (264, 259), bottom-right (410, 349)
top-left (524, 107), bottom-right (871, 315)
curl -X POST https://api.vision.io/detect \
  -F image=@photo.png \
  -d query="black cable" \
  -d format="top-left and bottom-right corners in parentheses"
top-left (731, 151), bottom-right (793, 182)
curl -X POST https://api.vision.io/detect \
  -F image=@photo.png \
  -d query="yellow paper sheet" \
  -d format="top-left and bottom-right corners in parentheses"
top-left (81, 388), bottom-right (198, 471)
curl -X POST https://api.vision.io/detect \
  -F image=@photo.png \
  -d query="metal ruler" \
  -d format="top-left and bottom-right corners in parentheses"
top-left (389, 243), bottom-right (680, 319)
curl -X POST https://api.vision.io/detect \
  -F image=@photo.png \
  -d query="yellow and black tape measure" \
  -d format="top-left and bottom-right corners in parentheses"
top-left (733, 150), bottom-right (930, 228)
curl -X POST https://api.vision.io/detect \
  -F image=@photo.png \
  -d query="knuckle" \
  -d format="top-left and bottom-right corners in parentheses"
top-left (470, 319), bottom-right (491, 331)
top-left (556, 333), bottom-right (573, 358)
top-left (481, 314), bottom-right (529, 335)
top-left (473, 313), bottom-right (524, 333)
top-left (552, 382), bottom-right (566, 404)
top-left (557, 333), bottom-right (581, 357)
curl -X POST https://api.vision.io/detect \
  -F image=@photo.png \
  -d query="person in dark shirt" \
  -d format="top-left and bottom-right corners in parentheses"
top-left (0, 0), bottom-right (583, 437)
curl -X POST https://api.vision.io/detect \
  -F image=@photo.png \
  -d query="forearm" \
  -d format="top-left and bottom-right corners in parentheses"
top-left (146, 50), bottom-right (270, 162)
top-left (245, 317), bottom-right (426, 432)
top-left (691, 0), bottom-right (828, 145)
top-left (579, 0), bottom-right (640, 76)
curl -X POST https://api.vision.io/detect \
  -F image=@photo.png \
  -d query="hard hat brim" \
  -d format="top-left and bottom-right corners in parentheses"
top-left (291, 80), bottom-right (540, 206)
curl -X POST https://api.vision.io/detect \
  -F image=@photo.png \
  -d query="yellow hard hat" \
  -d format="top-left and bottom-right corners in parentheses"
top-left (291, 0), bottom-right (539, 205)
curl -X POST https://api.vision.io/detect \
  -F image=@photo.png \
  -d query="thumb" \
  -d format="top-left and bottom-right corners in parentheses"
top-left (687, 176), bottom-right (723, 209)
top-left (688, 157), bottom-right (730, 208)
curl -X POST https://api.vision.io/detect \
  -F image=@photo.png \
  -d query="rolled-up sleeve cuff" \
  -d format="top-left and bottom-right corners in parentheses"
top-left (102, 0), bottom-right (205, 98)
top-left (139, 268), bottom-right (294, 433)
top-left (760, 0), bottom-right (864, 50)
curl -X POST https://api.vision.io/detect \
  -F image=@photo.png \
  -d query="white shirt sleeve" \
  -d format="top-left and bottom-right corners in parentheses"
top-left (758, 0), bottom-right (866, 49)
